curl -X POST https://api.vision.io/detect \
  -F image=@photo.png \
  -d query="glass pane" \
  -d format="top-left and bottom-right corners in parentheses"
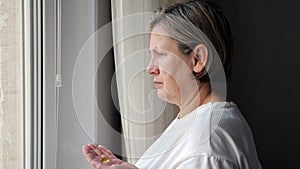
top-left (0, 0), bottom-right (23, 168)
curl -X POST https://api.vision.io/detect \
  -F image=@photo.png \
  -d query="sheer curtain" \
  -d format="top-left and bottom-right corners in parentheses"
top-left (111, 0), bottom-right (178, 164)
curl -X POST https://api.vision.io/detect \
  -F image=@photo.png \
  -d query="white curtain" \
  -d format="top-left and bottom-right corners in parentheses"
top-left (111, 0), bottom-right (178, 164)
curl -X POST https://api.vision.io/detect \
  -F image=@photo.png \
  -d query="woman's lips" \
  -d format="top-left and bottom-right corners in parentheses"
top-left (154, 81), bottom-right (163, 88)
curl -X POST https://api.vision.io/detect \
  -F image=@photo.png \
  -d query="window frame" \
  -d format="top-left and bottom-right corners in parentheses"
top-left (22, 0), bottom-right (43, 169)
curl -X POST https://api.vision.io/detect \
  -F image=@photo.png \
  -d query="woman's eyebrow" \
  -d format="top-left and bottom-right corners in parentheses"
top-left (149, 48), bottom-right (159, 54)
top-left (151, 48), bottom-right (167, 54)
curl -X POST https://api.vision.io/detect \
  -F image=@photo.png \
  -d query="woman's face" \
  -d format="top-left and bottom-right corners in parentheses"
top-left (147, 29), bottom-right (195, 105)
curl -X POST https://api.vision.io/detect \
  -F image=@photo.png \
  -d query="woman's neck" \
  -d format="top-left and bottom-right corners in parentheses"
top-left (177, 82), bottom-right (223, 119)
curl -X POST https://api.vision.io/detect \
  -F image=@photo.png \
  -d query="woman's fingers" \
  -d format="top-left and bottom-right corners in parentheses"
top-left (82, 144), bottom-right (102, 164)
top-left (98, 145), bottom-right (116, 159)
top-left (82, 145), bottom-right (94, 157)
top-left (83, 144), bottom-right (98, 156)
top-left (88, 143), bottom-right (97, 149)
top-left (86, 143), bottom-right (105, 158)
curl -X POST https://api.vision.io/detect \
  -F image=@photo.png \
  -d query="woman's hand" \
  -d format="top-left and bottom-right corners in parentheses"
top-left (82, 144), bottom-right (138, 169)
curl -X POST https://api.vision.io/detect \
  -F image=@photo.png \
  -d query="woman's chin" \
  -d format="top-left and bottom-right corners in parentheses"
top-left (156, 90), bottom-right (177, 104)
top-left (156, 90), bottom-right (167, 101)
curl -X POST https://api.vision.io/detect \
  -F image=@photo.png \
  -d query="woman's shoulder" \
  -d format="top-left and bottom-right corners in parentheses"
top-left (184, 101), bottom-right (261, 168)
top-left (194, 101), bottom-right (253, 145)
top-left (195, 101), bottom-right (247, 131)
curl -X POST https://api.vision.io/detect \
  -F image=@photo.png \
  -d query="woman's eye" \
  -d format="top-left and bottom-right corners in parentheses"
top-left (158, 52), bottom-right (165, 56)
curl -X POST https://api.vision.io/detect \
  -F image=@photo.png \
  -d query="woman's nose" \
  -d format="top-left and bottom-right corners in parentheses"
top-left (147, 56), bottom-right (160, 75)
top-left (147, 65), bottom-right (160, 75)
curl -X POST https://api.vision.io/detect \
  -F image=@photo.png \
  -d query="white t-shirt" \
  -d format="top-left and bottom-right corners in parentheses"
top-left (135, 102), bottom-right (262, 169)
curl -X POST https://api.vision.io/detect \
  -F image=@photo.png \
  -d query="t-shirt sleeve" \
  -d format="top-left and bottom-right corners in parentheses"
top-left (173, 155), bottom-right (239, 169)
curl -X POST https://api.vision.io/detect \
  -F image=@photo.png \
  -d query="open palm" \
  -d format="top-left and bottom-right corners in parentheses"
top-left (82, 144), bottom-right (138, 169)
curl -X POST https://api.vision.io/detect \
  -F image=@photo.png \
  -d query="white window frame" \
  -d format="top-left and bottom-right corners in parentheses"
top-left (23, 0), bottom-right (42, 169)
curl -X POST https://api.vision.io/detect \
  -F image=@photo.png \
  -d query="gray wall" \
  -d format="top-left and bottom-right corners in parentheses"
top-left (215, 0), bottom-right (300, 168)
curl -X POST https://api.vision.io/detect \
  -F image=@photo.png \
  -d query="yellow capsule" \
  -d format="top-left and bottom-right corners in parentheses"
top-left (99, 157), bottom-right (110, 163)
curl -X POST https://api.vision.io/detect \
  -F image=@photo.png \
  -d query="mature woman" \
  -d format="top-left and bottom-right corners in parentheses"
top-left (82, 0), bottom-right (262, 168)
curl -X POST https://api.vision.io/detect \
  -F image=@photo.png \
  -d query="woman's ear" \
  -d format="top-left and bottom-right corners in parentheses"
top-left (192, 43), bottom-right (208, 73)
